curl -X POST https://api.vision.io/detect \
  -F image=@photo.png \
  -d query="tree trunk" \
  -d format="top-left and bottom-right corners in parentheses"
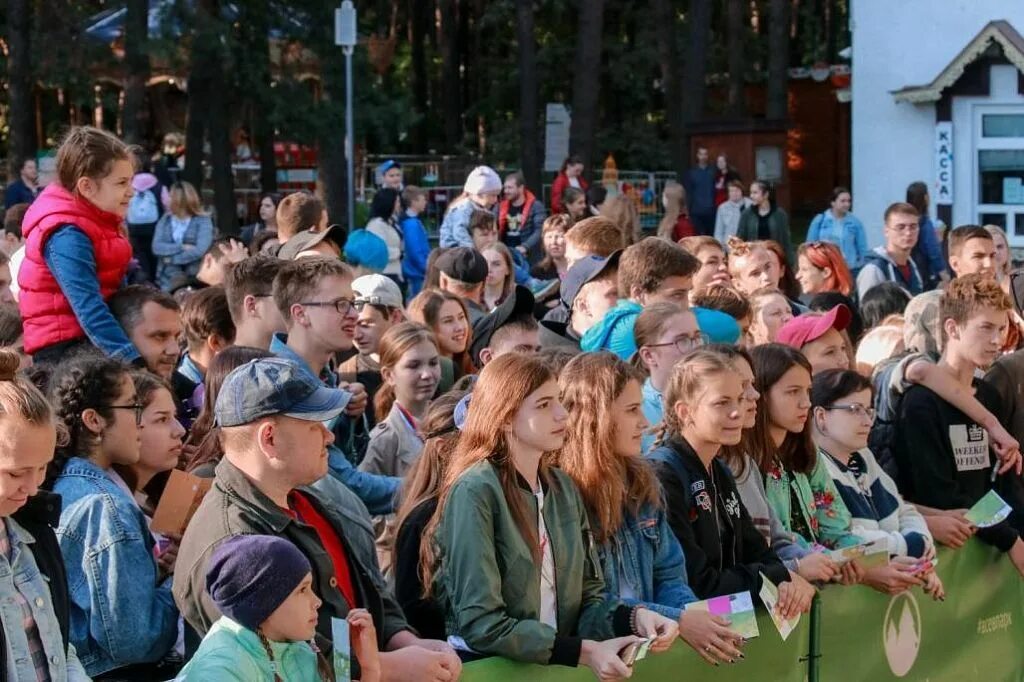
top-left (409, 0), bottom-right (430, 150)
top-left (7, 0), bottom-right (35, 169)
top-left (568, 0), bottom-right (604, 179)
top-left (208, 57), bottom-right (237, 235)
top-left (766, 0), bottom-right (791, 120)
top-left (680, 0), bottom-right (712, 127)
top-left (439, 0), bottom-right (462, 150)
top-left (317, 12), bottom-right (348, 229)
top-left (240, 0), bottom-right (277, 192)
top-left (651, 0), bottom-right (685, 175)
top-left (726, 0), bottom-right (746, 118)
top-left (122, 0), bottom-right (150, 146)
top-left (515, 0), bottom-right (540, 193)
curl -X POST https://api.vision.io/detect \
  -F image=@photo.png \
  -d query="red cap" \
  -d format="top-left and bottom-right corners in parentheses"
top-left (776, 304), bottom-right (852, 349)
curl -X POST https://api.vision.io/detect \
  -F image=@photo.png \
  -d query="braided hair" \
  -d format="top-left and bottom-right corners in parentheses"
top-left (45, 355), bottom-right (131, 487)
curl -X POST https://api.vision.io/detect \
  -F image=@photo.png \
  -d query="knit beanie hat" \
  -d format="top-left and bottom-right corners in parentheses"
top-left (206, 535), bottom-right (312, 631)
top-left (463, 166), bottom-right (501, 196)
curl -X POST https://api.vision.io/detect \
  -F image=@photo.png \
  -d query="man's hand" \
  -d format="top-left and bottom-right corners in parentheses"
top-left (339, 381), bottom-right (368, 417)
top-left (378, 646), bottom-right (459, 682)
top-left (218, 238), bottom-right (249, 264)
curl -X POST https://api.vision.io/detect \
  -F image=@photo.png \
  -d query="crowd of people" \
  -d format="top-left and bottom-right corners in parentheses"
top-left (0, 125), bottom-right (1021, 682)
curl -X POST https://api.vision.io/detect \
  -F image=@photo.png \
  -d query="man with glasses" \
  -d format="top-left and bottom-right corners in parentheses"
top-left (269, 256), bottom-right (400, 516)
top-left (856, 202), bottom-right (925, 300)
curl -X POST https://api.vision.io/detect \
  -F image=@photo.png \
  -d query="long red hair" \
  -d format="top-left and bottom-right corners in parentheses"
top-left (798, 241), bottom-right (854, 296)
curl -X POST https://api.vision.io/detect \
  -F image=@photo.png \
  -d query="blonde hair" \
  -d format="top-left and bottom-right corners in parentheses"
top-left (557, 353), bottom-right (659, 544)
top-left (169, 181), bottom-right (205, 217)
top-left (56, 126), bottom-right (134, 192)
top-left (657, 182), bottom-right (688, 240)
top-left (632, 301), bottom-right (688, 372)
top-left (0, 349), bottom-right (59, 432)
top-left (984, 224), bottom-right (1011, 279)
top-left (656, 348), bottom-right (737, 446)
top-left (601, 195), bottom-right (641, 247)
top-left (854, 323), bottom-right (905, 376)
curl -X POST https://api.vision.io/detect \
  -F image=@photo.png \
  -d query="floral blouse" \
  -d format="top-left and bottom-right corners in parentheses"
top-left (762, 451), bottom-right (862, 551)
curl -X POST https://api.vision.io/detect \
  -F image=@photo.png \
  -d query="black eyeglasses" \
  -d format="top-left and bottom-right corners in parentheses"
top-left (823, 404), bottom-right (876, 421)
top-left (102, 403), bottom-right (145, 426)
top-left (298, 297), bottom-right (355, 316)
top-left (643, 333), bottom-right (708, 354)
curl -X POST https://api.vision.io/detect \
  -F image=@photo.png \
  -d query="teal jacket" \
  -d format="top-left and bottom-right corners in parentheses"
top-left (174, 617), bottom-right (320, 681)
top-left (581, 301), bottom-right (740, 359)
top-left (761, 451), bottom-right (862, 551)
top-left (435, 461), bottom-right (632, 666)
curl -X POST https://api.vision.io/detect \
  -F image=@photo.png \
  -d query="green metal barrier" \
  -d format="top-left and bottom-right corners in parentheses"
top-left (816, 540), bottom-right (1024, 681)
top-left (459, 541), bottom-right (1023, 681)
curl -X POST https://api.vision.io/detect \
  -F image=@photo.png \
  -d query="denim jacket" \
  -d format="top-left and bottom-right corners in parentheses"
top-left (152, 214), bottom-right (214, 290)
top-left (44, 226), bottom-right (139, 362)
top-left (438, 200), bottom-right (477, 248)
top-left (0, 516), bottom-right (90, 682)
top-left (270, 333), bottom-right (400, 516)
top-left (52, 457), bottom-right (178, 676)
top-left (598, 504), bottom-right (697, 621)
top-left (640, 378), bottom-right (663, 455)
top-left (807, 210), bottom-right (868, 270)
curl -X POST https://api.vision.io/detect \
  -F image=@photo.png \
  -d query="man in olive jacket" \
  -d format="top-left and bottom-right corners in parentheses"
top-left (173, 357), bottom-right (461, 681)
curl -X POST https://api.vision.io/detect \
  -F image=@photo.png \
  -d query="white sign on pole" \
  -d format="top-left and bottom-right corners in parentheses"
top-left (935, 122), bottom-right (953, 206)
top-left (544, 103), bottom-right (571, 173)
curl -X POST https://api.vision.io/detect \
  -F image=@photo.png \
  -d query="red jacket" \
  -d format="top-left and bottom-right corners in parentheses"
top-left (497, 189), bottom-right (537, 237)
top-left (550, 173), bottom-right (588, 214)
top-left (19, 184), bottom-right (132, 354)
top-left (671, 214), bottom-right (696, 241)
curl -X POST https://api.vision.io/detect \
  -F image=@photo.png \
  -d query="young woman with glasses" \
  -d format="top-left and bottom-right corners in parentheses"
top-left (46, 356), bottom-right (179, 678)
top-left (811, 369), bottom-right (944, 599)
top-left (633, 302), bottom-right (706, 453)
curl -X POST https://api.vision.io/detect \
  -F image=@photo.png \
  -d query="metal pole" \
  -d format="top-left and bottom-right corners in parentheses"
top-left (344, 45), bottom-right (355, 232)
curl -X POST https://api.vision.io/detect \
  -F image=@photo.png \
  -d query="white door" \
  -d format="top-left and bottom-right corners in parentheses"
top-left (974, 107), bottom-right (1024, 243)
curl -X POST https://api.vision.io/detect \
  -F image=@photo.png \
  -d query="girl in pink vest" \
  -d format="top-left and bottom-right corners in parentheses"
top-left (18, 126), bottom-right (142, 365)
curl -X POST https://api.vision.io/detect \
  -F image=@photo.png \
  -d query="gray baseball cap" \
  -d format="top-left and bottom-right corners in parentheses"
top-left (215, 357), bottom-right (350, 427)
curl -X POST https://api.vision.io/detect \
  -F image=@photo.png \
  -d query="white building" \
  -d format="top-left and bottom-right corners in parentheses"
top-left (852, 1), bottom-right (1024, 245)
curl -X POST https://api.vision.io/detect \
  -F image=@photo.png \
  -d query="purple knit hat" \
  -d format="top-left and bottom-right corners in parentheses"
top-left (206, 535), bottom-right (312, 630)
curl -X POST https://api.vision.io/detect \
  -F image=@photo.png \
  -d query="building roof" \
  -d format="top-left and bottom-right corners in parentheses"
top-left (892, 20), bottom-right (1024, 103)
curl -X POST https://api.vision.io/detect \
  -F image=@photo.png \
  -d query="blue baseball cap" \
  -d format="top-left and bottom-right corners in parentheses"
top-left (215, 357), bottom-right (351, 427)
top-left (694, 307), bottom-right (741, 344)
top-left (344, 229), bottom-right (389, 271)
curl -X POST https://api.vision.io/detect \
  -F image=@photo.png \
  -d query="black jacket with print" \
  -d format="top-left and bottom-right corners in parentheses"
top-left (648, 436), bottom-right (789, 599)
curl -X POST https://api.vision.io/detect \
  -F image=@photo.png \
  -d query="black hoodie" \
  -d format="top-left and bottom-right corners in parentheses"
top-left (647, 436), bottom-right (789, 599)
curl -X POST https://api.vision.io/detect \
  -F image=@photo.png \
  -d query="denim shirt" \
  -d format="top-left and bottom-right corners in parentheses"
top-left (52, 457), bottom-right (178, 676)
top-left (0, 517), bottom-right (90, 682)
top-left (151, 214), bottom-right (214, 290)
top-left (598, 504), bottom-right (697, 621)
top-left (270, 334), bottom-right (400, 516)
top-left (43, 226), bottom-right (139, 362)
top-left (438, 200), bottom-right (477, 248)
top-left (807, 210), bottom-right (868, 270)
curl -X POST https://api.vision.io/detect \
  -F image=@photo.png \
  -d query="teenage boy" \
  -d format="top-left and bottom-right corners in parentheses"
top-left (436, 247), bottom-right (489, 324)
top-left (470, 285), bottom-right (541, 366)
top-left (169, 237), bottom-right (248, 299)
top-left (468, 211), bottom-right (499, 253)
top-left (270, 257), bottom-right (399, 515)
top-left (175, 285), bottom-right (236, 426)
top-left (776, 305), bottom-right (852, 375)
top-left (893, 274), bottom-right (1024, 576)
top-left (498, 172), bottom-right (547, 259)
top-left (538, 252), bottom-right (621, 352)
top-left (340, 274), bottom-right (406, 426)
top-left (856, 202), bottom-right (924, 300)
top-left (580, 237), bottom-right (699, 358)
top-left (224, 254), bottom-right (286, 349)
top-left (276, 191), bottom-right (325, 244)
top-left (1, 202), bottom-right (28, 256)
top-left (946, 225), bottom-right (996, 280)
top-left (563, 216), bottom-right (623, 267)
top-left (173, 357), bottom-right (462, 680)
top-left (401, 186), bottom-right (430, 297)
top-left (679, 235), bottom-right (732, 295)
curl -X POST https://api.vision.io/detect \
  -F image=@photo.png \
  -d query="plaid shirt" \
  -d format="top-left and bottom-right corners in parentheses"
top-left (0, 518), bottom-right (51, 682)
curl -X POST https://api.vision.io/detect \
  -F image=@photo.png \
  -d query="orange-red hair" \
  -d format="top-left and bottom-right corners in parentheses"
top-left (797, 241), bottom-right (854, 297)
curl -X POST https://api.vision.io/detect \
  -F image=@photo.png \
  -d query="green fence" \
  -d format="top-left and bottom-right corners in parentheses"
top-left (461, 540), bottom-right (1024, 682)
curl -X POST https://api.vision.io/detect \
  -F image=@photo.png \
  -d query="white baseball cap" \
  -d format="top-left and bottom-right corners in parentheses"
top-left (352, 274), bottom-right (403, 309)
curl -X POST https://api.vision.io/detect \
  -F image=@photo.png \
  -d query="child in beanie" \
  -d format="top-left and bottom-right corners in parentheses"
top-left (439, 165), bottom-right (502, 248)
top-left (175, 535), bottom-right (380, 681)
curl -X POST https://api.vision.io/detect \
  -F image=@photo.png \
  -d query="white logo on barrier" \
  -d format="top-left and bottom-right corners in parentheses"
top-left (883, 592), bottom-right (922, 677)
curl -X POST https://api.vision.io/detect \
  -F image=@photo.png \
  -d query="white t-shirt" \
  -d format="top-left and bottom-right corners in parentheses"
top-left (568, 177), bottom-right (582, 189)
top-left (536, 489), bottom-right (558, 629)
